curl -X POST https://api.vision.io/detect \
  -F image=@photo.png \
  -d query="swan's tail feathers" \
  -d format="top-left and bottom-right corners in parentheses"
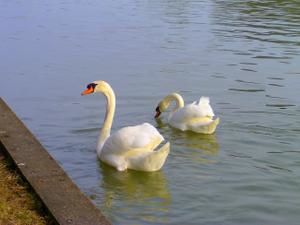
top-left (207, 117), bottom-right (220, 134)
top-left (128, 142), bottom-right (170, 172)
top-left (192, 117), bottom-right (220, 134)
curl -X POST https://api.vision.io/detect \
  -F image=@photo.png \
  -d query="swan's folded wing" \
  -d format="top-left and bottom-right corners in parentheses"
top-left (170, 104), bottom-right (209, 124)
top-left (197, 97), bottom-right (215, 117)
top-left (102, 123), bottom-right (164, 156)
top-left (168, 103), bottom-right (215, 131)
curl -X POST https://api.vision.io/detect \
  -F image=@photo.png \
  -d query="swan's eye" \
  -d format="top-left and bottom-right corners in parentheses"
top-left (154, 106), bottom-right (161, 118)
top-left (86, 83), bottom-right (97, 90)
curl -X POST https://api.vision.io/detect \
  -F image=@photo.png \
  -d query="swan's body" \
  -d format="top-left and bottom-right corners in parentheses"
top-left (82, 81), bottom-right (170, 172)
top-left (155, 93), bottom-right (219, 134)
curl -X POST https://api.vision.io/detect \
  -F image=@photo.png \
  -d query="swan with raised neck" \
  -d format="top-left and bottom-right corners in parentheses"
top-left (82, 80), bottom-right (170, 171)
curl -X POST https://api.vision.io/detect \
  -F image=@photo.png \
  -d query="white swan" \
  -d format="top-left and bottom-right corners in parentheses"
top-left (155, 93), bottom-right (220, 134)
top-left (81, 80), bottom-right (170, 172)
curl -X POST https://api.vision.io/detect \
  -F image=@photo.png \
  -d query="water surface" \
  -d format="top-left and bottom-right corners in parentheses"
top-left (1, 0), bottom-right (300, 224)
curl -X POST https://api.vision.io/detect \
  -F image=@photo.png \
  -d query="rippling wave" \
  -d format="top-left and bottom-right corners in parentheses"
top-left (212, 0), bottom-right (300, 48)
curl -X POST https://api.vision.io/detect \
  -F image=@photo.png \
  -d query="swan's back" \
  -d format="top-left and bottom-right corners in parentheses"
top-left (167, 96), bottom-right (218, 132)
top-left (170, 97), bottom-right (214, 122)
top-left (100, 123), bottom-right (169, 171)
top-left (101, 123), bottom-right (164, 156)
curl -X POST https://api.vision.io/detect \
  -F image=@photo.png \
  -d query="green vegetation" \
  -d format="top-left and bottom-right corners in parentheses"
top-left (0, 153), bottom-right (55, 225)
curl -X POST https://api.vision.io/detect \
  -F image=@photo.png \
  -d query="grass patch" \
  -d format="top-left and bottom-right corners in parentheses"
top-left (0, 152), bottom-right (56, 225)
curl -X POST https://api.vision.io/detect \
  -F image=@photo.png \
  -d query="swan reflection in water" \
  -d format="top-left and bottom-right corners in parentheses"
top-left (156, 118), bottom-right (220, 164)
top-left (99, 162), bottom-right (171, 224)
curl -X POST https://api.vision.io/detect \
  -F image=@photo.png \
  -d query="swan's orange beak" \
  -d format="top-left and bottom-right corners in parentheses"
top-left (81, 87), bottom-right (94, 96)
top-left (154, 106), bottom-right (161, 118)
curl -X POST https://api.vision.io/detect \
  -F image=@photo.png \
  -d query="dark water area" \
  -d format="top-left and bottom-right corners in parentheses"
top-left (1, 0), bottom-right (300, 224)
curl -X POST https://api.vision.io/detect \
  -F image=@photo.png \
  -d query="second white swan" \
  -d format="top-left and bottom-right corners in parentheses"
top-left (155, 93), bottom-right (220, 134)
top-left (82, 80), bottom-right (170, 172)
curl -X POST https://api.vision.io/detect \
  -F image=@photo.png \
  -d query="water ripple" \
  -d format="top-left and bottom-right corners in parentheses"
top-left (265, 104), bottom-right (296, 108)
top-left (229, 88), bottom-right (265, 92)
top-left (212, 0), bottom-right (300, 49)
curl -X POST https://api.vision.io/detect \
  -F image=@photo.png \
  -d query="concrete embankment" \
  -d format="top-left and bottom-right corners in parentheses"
top-left (0, 98), bottom-right (111, 225)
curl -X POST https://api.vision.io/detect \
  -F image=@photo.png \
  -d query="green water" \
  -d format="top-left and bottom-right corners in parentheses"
top-left (1, 0), bottom-right (300, 224)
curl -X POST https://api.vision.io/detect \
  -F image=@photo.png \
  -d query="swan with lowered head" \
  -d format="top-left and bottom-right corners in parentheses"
top-left (155, 93), bottom-right (220, 134)
top-left (81, 80), bottom-right (170, 172)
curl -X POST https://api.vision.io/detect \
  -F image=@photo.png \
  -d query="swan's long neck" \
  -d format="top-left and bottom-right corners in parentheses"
top-left (166, 93), bottom-right (184, 111)
top-left (97, 85), bottom-right (116, 155)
